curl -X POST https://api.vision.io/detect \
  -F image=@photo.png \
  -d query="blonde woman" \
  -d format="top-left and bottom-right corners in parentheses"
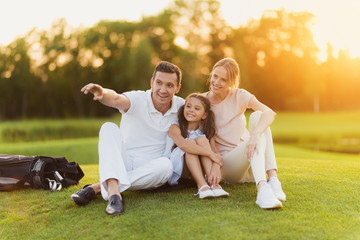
top-left (204, 58), bottom-right (286, 209)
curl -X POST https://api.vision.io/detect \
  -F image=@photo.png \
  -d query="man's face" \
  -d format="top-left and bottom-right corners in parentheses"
top-left (151, 71), bottom-right (181, 108)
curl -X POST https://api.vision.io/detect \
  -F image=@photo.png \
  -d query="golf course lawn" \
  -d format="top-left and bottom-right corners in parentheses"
top-left (1, 141), bottom-right (359, 240)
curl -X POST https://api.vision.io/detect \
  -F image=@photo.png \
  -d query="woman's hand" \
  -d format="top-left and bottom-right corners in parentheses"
top-left (246, 133), bottom-right (260, 161)
top-left (81, 83), bottom-right (104, 101)
top-left (207, 164), bottom-right (222, 186)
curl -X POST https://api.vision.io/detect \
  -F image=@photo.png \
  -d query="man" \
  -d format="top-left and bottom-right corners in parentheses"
top-left (71, 61), bottom-right (184, 215)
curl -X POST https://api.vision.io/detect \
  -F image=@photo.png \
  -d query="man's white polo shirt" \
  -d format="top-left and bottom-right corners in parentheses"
top-left (118, 89), bottom-right (184, 169)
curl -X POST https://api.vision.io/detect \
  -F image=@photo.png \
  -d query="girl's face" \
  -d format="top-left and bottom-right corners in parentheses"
top-left (210, 66), bottom-right (231, 95)
top-left (183, 97), bottom-right (207, 123)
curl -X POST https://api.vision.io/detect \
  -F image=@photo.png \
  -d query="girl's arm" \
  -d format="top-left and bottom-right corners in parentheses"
top-left (168, 124), bottom-right (220, 162)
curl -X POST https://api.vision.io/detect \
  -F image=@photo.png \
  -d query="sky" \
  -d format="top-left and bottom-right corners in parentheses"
top-left (1, 0), bottom-right (360, 59)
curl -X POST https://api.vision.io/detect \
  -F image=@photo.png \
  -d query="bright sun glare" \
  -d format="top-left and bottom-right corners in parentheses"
top-left (1, 0), bottom-right (360, 60)
top-left (220, 0), bottom-right (360, 60)
top-left (310, 2), bottom-right (360, 59)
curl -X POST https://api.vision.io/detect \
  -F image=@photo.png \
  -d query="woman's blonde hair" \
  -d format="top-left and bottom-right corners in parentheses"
top-left (210, 58), bottom-right (240, 91)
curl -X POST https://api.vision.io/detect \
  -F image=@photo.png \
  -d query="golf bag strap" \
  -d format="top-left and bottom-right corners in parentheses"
top-left (31, 158), bottom-right (47, 189)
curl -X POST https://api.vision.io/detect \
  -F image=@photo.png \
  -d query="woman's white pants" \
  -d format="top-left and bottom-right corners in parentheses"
top-left (222, 111), bottom-right (278, 185)
top-left (98, 122), bottom-right (173, 200)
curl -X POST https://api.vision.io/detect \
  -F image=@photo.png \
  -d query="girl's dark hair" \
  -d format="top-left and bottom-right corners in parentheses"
top-left (177, 93), bottom-right (216, 140)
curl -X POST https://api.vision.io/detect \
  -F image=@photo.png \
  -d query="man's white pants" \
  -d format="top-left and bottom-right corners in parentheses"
top-left (98, 122), bottom-right (173, 200)
top-left (222, 111), bottom-right (278, 185)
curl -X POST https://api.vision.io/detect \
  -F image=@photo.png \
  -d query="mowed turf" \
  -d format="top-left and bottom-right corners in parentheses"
top-left (0, 137), bottom-right (99, 165)
top-left (1, 112), bottom-right (360, 239)
top-left (0, 142), bottom-right (359, 240)
top-left (2, 111), bottom-right (360, 152)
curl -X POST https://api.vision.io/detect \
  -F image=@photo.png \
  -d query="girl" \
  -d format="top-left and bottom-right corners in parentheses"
top-left (168, 93), bottom-right (229, 199)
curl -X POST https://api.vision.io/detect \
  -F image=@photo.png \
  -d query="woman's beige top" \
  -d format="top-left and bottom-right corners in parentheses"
top-left (206, 88), bottom-right (254, 155)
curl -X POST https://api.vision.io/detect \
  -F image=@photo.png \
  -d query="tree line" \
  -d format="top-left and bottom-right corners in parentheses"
top-left (1, 0), bottom-right (359, 119)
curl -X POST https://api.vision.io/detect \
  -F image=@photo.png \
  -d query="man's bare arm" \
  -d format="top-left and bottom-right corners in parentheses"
top-left (81, 83), bottom-right (130, 112)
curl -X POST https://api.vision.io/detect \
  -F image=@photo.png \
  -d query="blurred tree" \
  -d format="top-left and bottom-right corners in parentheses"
top-left (0, 38), bottom-right (40, 119)
top-left (1, 2), bottom-right (360, 119)
top-left (128, 38), bottom-right (155, 90)
top-left (231, 9), bottom-right (319, 111)
top-left (35, 19), bottom-right (81, 117)
top-left (320, 48), bottom-right (360, 111)
top-left (0, 48), bottom-right (8, 119)
top-left (138, 9), bottom-right (203, 97)
top-left (168, 0), bottom-right (230, 89)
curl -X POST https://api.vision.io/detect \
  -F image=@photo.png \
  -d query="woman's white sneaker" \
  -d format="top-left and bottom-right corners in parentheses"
top-left (256, 183), bottom-right (283, 209)
top-left (268, 177), bottom-right (286, 201)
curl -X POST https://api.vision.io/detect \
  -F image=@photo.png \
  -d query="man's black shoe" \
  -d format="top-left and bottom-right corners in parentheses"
top-left (106, 194), bottom-right (124, 215)
top-left (71, 184), bottom-right (96, 206)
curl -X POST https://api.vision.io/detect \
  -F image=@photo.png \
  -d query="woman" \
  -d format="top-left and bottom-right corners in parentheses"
top-left (204, 58), bottom-right (286, 209)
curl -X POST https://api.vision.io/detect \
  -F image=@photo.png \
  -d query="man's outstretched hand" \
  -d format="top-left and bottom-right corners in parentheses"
top-left (81, 83), bottom-right (104, 101)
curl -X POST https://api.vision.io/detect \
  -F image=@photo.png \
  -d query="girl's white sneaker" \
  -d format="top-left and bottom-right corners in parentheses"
top-left (211, 184), bottom-right (229, 198)
top-left (256, 183), bottom-right (283, 209)
top-left (268, 177), bottom-right (286, 201)
top-left (195, 185), bottom-right (215, 199)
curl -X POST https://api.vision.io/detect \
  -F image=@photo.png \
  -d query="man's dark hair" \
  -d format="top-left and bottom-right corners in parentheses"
top-left (152, 61), bottom-right (182, 85)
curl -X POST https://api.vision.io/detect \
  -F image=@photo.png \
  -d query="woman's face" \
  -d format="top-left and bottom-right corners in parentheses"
top-left (210, 66), bottom-right (231, 95)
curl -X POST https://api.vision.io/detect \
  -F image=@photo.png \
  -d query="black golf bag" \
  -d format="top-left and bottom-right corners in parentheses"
top-left (0, 154), bottom-right (84, 191)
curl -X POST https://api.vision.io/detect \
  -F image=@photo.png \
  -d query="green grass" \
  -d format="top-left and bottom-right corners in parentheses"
top-left (269, 111), bottom-right (360, 153)
top-left (270, 111), bottom-right (360, 137)
top-left (1, 112), bottom-right (360, 239)
top-left (0, 117), bottom-right (120, 143)
top-left (1, 144), bottom-right (359, 239)
top-left (0, 138), bottom-right (99, 165)
top-left (2, 111), bottom-right (360, 152)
